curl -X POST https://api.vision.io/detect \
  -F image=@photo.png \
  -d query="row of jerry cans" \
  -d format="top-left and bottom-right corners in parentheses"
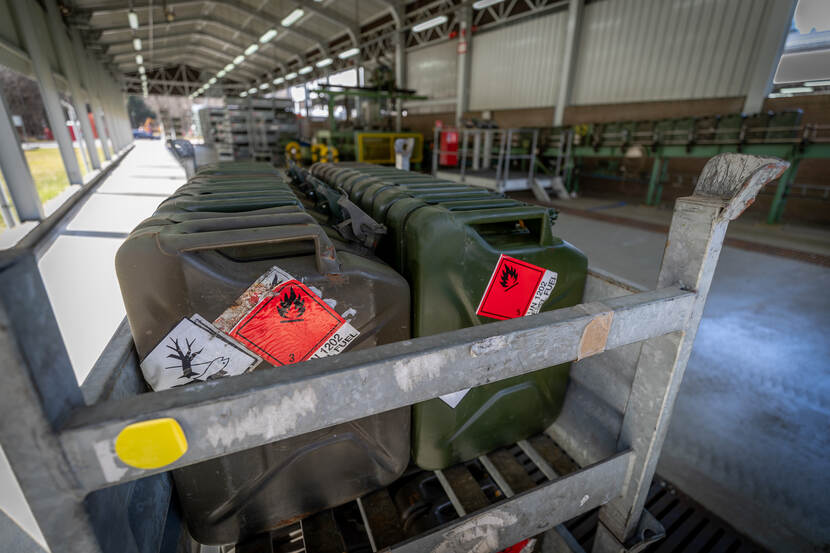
top-left (115, 161), bottom-right (412, 545)
top-left (305, 163), bottom-right (588, 470)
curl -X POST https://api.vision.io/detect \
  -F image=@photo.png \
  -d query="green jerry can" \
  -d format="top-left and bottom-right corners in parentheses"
top-left (305, 165), bottom-right (588, 470)
top-left (116, 185), bottom-right (411, 544)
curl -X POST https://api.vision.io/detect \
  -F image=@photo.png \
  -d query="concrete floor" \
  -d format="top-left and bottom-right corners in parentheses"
top-left (1, 143), bottom-right (827, 552)
top-left (550, 214), bottom-right (830, 553)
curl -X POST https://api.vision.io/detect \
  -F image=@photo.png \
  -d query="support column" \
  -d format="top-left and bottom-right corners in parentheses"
top-left (646, 155), bottom-right (663, 206)
top-left (593, 155), bottom-right (789, 552)
top-left (394, 28), bottom-right (407, 132)
top-left (69, 29), bottom-right (112, 161)
top-left (554, 0), bottom-right (584, 127)
top-left (12, 0), bottom-right (83, 185)
top-left (455, 6), bottom-right (472, 125)
top-left (0, 82), bottom-right (43, 221)
top-left (767, 156), bottom-right (800, 224)
top-left (742, 0), bottom-right (797, 114)
top-left (44, 0), bottom-right (100, 170)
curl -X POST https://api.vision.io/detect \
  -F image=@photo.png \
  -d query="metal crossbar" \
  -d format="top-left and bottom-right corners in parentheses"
top-left (0, 153), bottom-right (788, 553)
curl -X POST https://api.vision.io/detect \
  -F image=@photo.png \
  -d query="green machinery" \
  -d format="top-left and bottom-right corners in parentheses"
top-left (537, 110), bottom-right (830, 224)
top-left (313, 84), bottom-right (427, 164)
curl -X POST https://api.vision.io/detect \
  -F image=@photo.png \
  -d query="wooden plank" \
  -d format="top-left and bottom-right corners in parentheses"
top-left (360, 488), bottom-right (406, 550)
top-left (442, 465), bottom-right (491, 513)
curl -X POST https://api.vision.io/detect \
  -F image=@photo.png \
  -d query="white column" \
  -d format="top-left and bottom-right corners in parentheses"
top-left (554, 0), bottom-right (584, 127)
top-left (455, 6), bottom-right (472, 125)
top-left (742, 0), bottom-right (798, 114)
top-left (69, 28), bottom-right (113, 161)
top-left (11, 0), bottom-right (83, 185)
top-left (43, 0), bottom-right (100, 170)
top-left (395, 28), bottom-right (407, 132)
top-left (0, 82), bottom-right (43, 221)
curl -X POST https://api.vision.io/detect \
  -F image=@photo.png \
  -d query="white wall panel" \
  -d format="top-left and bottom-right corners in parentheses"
top-left (571, 0), bottom-right (773, 105)
top-left (407, 41), bottom-right (457, 100)
top-left (469, 10), bottom-right (569, 110)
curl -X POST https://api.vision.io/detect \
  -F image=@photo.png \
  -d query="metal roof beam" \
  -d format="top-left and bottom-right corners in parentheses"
top-left (97, 17), bottom-right (306, 59)
top-left (290, 0), bottom-right (361, 45)
top-left (115, 45), bottom-right (262, 81)
top-left (86, 0), bottom-right (330, 57)
top-left (106, 31), bottom-right (288, 70)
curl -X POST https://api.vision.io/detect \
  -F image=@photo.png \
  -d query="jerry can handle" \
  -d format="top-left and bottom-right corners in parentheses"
top-left (459, 207), bottom-right (556, 246)
top-left (158, 224), bottom-right (341, 275)
top-left (163, 212), bottom-right (316, 234)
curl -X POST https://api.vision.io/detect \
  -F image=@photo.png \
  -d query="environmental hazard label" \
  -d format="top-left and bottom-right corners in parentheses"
top-left (476, 255), bottom-right (558, 321)
top-left (229, 280), bottom-right (353, 366)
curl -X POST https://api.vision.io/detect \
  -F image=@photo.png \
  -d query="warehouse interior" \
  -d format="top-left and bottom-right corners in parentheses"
top-left (0, 1), bottom-right (828, 553)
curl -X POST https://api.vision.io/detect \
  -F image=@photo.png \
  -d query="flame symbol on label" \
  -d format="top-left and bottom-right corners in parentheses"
top-left (500, 264), bottom-right (519, 292)
top-left (277, 287), bottom-right (306, 321)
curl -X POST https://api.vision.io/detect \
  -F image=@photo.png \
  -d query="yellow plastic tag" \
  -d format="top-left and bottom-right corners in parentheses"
top-left (114, 418), bottom-right (188, 469)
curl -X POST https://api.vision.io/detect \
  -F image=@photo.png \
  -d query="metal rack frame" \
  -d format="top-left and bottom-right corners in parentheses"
top-left (0, 153), bottom-right (787, 553)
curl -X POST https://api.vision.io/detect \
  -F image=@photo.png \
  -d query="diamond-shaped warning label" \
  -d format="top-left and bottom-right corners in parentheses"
top-left (476, 255), bottom-right (558, 321)
top-left (229, 280), bottom-right (345, 366)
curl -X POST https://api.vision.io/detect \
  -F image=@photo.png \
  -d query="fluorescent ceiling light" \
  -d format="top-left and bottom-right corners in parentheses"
top-left (224, 63), bottom-right (235, 72)
top-left (209, 77), bottom-right (217, 84)
top-left (804, 80), bottom-right (830, 87)
top-left (316, 57), bottom-right (333, 68)
top-left (338, 47), bottom-right (360, 59)
top-left (767, 92), bottom-right (792, 99)
top-left (248, 87), bottom-right (258, 94)
top-left (285, 71), bottom-right (297, 80)
top-left (473, 0), bottom-right (505, 9)
top-left (135, 54), bottom-right (143, 65)
top-left (298, 65), bottom-right (312, 75)
top-left (217, 70), bottom-right (226, 78)
top-left (244, 44), bottom-right (259, 56)
top-left (412, 15), bottom-right (447, 33)
top-left (273, 77), bottom-right (285, 85)
top-left (138, 66), bottom-right (145, 74)
top-left (259, 29), bottom-right (278, 43)
top-left (780, 86), bottom-right (813, 94)
top-left (259, 82), bottom-right (269, 90)
top-left (133, 38), bottom-right (142, 51)
top-left (281, 8), bottom-right (304, 27)
top-left (240, 91), bottom-right (248, 97)
top-left (128, 10), bottom-right (139, 30)
top-left (234, 55), bottom-right (245, 65)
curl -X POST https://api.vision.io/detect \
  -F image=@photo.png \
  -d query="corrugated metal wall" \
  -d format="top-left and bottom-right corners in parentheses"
top-left (407, 41), bottom-right (457, 100)
top-left (571, 0), bottom-right (772, 105)
top-left (469, 10), bottom-right (568, 110)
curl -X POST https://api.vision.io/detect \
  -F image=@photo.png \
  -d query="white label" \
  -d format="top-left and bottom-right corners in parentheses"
top-left (439, 388), bottom-right (470, 409)
top-left (140, 317), bottom-right (261, 390)
top-left (309, 321), bottom-right (361, 359)
top-left (525, 269), bottom-right (558, 316)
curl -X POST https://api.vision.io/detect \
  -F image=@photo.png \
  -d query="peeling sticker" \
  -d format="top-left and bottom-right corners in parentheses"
top-left (439, 389), bottom-right (470, 409)
top-left (205, 387), bottom-right (318, 449)
top-left (94, 440), bottom-right (128, 483)
top-left (471, 335), bottom-right (508, 357)
top-left (580, 494), bottom-right (590, 507)
top-left (393, 352), bottom-right (443, 392)
top-left (431, 510), bottom-right (519, 553)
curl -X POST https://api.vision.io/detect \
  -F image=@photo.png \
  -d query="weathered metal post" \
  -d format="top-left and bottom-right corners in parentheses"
top-left (592, 153), bottom-right (789, 552)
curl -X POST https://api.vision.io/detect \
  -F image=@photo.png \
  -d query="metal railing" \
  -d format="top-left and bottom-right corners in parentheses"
top-left (0, 153), bottom-right (788, 553)
top-left (432, 127), bottom-right (540, 192)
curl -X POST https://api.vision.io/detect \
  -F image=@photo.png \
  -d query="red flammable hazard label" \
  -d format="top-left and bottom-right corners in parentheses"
top-left (476, 255), bottom-right (558, 321)
top-left (229, 280), bottom-right (345, 366)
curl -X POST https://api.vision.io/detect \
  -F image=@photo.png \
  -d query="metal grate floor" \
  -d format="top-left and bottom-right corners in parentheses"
top-left (227, 433), bottom-right (768, 553)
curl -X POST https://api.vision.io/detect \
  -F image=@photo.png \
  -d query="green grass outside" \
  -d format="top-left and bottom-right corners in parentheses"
top-left (1, 144), bottom-right (113, 232)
